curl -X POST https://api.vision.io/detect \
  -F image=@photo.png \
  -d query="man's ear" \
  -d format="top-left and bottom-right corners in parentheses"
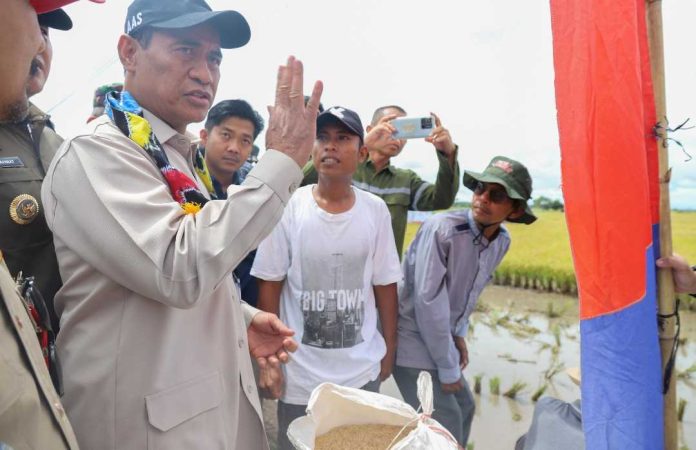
top-left (358, 144), bottom-right (368, 162)
top-left (366, 124), bottom-right (373, 133)
top-left (199, 128), bottom-right (209, 147)
top-left (117, 34), bottom-right (139, 73)
top-left (507, 202), bottom-right (526, 221)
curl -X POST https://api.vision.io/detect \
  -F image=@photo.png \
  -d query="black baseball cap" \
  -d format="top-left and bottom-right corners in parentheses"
top-left (38, 9), bottom-right (73, 31)
top-left (317, 107), bottom-right (364, 143)
top-left (124, 0), bottom-right (250, 49)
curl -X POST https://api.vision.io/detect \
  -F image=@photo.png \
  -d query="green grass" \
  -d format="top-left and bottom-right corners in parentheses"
top-left (406, 210), bottom-right (696, 298)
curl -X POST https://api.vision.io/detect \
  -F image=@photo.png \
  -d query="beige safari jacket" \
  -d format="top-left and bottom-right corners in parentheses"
top-left (41, 112), bottom-right (301, 449)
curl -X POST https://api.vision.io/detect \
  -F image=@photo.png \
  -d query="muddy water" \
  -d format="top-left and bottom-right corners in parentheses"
top-left (402, 285), bottom-right (696, 450)
top-left (268, 285), bottom-right (696, 449)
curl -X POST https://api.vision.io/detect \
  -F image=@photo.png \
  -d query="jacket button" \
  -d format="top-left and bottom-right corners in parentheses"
top-left (54, 402), bottom-right (65, 418)
top-left (14, 316), bottom-right (23, 329)
top-left (238, 338), bottom-right (245, 349)
top-left (289, 182), bottom-right (298, 194)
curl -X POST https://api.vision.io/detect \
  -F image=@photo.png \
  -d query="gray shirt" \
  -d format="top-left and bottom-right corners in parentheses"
top-left (396, 209), bottom-right (510, 383)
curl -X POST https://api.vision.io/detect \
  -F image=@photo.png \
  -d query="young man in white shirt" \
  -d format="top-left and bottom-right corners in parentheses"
top-left (252, 106), bottom-right (403, 450)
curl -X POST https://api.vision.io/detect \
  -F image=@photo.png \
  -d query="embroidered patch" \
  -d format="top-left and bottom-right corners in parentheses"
top-left (0, 156), bottom-right (25, 168)
top-left (492, 160), bottom-right (513, 173)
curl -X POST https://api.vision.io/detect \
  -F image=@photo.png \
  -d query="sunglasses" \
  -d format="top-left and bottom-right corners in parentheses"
top-left (474, 181), bottom-right (511, 204)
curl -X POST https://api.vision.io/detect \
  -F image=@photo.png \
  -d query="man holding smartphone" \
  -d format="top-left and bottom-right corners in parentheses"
top-left (303, 105), bottom-right (459, 256)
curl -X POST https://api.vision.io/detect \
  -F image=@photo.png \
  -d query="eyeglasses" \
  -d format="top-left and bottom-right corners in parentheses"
top-left (474, 181), bottom-right (510, 204)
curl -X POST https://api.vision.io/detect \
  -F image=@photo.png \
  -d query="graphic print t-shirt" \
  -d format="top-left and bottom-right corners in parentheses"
top-left (251, 185), bottom-right (402, 404)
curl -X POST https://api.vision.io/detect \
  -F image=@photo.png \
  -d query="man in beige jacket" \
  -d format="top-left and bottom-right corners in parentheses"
top-left (0, 1), bottom-right (100, 449)
top-left (41, 0), bottom-right (323, 448)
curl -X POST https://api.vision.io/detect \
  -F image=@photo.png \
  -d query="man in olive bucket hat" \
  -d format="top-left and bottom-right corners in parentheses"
top-left (393, 156), bottom-right (536, 446)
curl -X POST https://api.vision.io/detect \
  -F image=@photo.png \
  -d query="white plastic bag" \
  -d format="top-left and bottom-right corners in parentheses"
top-left (288, 371), bottom-right (459, 449)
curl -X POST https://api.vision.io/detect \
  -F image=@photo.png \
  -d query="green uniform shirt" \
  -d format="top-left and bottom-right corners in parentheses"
top-left (0, 104), bottom-right (63, 331)
top-left (302, 149), bottom-right (460, 255)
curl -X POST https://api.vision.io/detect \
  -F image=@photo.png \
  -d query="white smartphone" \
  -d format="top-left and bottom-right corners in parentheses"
top-left (391, 116), bottom-right (435, 139)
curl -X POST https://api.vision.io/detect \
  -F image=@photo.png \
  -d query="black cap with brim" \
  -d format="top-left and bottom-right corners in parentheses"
top-left (125, 0), bottom-right (250, 49)
top-left (38, 9), bottom-right (73, 31)
top-left (149, 10), bottom-right (250, 49)
top-left (463, 160), bottom-right (537, 225)
top-left (317, 107), bottom-right (365, 143)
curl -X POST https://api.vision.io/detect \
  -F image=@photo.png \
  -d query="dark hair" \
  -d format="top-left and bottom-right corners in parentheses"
top-left (205, 99), bottom-right (265, 139)
top-left (371, 105), bottom-right (407, 126)
top-left (130, 27), bottom-right (154, 49)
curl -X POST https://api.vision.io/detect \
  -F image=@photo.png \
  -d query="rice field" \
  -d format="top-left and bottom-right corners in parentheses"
top-left (405, 210), bottom-right (696, 302)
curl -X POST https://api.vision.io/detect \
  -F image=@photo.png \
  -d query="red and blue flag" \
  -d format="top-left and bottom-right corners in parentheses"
top-left (550, 0), bottom-right (663, 448)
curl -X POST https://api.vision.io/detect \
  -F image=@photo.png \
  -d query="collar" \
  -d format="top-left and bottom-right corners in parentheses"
top-left (14, 102), bottom-right (51, 126)
top-left (142, 109), bottom-right (194, 159)
top-left (365, 158), bottom-right (396, 175)
top-left (466, 209), bottom-right (508, 245)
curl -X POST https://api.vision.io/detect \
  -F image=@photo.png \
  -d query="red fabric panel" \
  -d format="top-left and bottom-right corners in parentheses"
top-left (550, 0), bottom-right (658, 319)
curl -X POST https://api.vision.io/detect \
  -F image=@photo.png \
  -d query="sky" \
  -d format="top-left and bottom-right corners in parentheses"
top-left (33, 0), bottom-right (696, 209)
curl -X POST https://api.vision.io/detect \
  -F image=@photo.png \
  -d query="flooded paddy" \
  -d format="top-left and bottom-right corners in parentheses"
top-left (266, 285), bottom-right (696, 449)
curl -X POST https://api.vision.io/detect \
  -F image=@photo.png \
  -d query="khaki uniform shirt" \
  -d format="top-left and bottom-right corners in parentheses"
top-left (42, 112), bottom-right (301, 449)
top-left (303, 150), bottom-right (460, 255)
top-left (0, 257), bottom-right (78, 449)
top-left (0, 103), bottom-right (63, 331)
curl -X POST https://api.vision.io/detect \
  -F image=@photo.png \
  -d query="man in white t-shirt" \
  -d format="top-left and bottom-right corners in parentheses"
top-left (252, 106), bottom-right (402, 450)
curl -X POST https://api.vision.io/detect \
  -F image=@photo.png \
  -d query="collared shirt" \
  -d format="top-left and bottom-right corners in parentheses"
top-left (302, 149), bottom-right (460, 255)
top-left (396, 209), bottom-right (510, 384)
top-left (0, 103), bottom-right (63, 331)
top-left (42, 110), bottom-right (301, 449)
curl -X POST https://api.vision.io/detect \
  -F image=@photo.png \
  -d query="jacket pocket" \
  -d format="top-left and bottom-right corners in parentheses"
top-left (145, 371), bottom-right (227, 449)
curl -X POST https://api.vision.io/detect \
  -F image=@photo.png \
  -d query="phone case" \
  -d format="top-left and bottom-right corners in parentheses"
top-left (391, 117), bottom-right (434, 139)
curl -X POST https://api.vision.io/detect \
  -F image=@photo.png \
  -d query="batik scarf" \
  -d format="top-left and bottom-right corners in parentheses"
top-left (193, 146), bottom-right (218, 199)
top-left (105, 90), bottom-right (208, 214)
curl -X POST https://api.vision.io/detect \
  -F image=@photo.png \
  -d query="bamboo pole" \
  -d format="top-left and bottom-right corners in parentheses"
top-left (645, 1), bottom-right (678, 449)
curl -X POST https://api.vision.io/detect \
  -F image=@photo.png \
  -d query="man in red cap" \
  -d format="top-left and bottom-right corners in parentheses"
top-left (0, 3), bottom-right (100, 449)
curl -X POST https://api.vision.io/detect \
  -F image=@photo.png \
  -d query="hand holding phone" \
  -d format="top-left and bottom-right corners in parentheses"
top-left (391, 116), bottom-right (435, 140)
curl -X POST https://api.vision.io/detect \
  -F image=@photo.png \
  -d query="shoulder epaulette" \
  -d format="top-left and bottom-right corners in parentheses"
top-left (454, 222), bottom-right (470, 232)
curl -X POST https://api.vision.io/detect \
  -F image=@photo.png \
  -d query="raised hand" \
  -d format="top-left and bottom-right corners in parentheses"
top-left (265, 56), bottom-right (323, 167)
top-left (425, 112), bottom-right (457, 156)
top-left (364, 113), bottom-right (400, 150)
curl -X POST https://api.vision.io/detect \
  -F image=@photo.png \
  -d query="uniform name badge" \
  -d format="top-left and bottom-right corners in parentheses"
top-left (9, 194), bottom-right (39, 225)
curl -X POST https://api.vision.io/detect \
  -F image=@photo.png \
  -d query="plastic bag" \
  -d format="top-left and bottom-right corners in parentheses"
top-left (288, 371), bottom-right (459, 449)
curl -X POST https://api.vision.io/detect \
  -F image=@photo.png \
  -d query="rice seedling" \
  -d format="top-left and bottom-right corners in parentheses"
top-left (544, 361), bottom-right (566, 381)
top-left (678, 398), bottom-right (687, 422)
top-left (546, 301), bottom-right (563, 318)
top-left (531, 384), bottom-right (548, 402)
top-left (503, 381), bottom-right (527, 399)
top-left (677, 363), bottom-right (696, 379)
top-left (550, 323), bottom-right (562, 347)
top-left (466, 443), bottom-right (475, 450)
top-left (474, 374), bottom-right (483, 394)
top-left (512, 413), bottom-right (522, 422)
top-left (490, 377), bottom-right (500, 396)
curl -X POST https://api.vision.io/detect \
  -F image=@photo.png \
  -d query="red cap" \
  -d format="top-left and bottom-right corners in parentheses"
top-left (30, 0), bottom-right (105, 15)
